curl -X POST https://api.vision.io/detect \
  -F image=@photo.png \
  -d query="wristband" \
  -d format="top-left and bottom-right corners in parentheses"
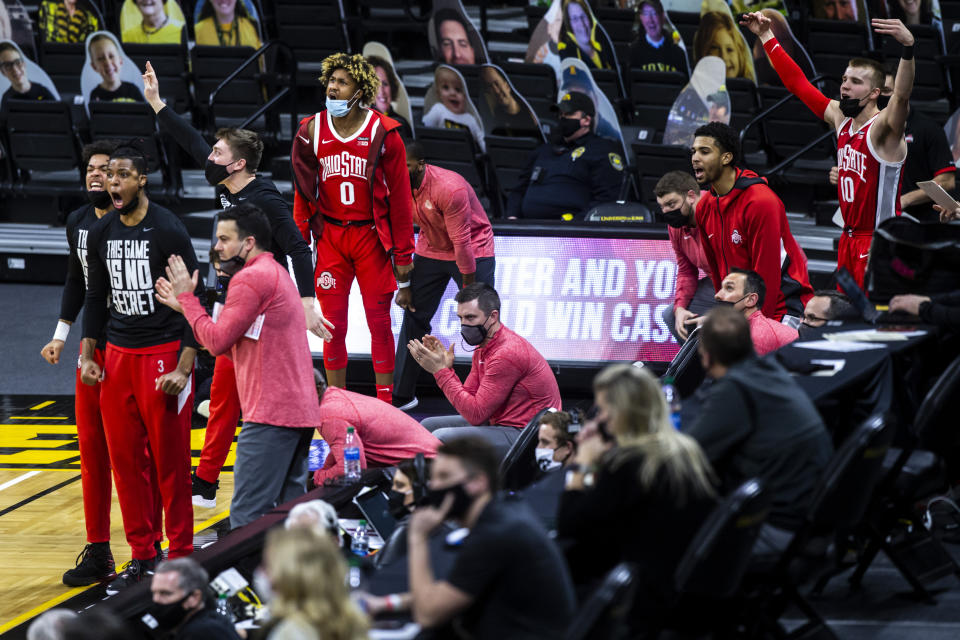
top-left (384, 594), bottom-right (402, 611)
top-left (397, 280), bottom-right (411, 289)
top-left (53, 321), bottom-right (70, 342)
top-left (902, 45), bottom-right (914, 61)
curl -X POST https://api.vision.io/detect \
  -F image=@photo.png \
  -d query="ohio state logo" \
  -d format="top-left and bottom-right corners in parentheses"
top-left (317, 271), bottom-right (336, 290)
top-left (731, 229), bottom-right (742, 245)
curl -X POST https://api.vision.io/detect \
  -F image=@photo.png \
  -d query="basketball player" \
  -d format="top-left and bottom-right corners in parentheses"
top-left (291, 52), bottom-right (415, 401)
top-left (742, 12), bottom-right (915, 287)
top-left (81, 145), bottom-right (202, 587)
top-left (40, 141), bottom-right (161, 586)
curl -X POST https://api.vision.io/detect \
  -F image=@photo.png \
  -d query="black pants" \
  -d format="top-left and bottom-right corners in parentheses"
top-left (393, 255), bottom-right (496, 399)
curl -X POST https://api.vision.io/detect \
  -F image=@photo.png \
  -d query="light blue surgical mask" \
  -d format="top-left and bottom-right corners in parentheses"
top-left (326, 90), bottom-right (361, 117)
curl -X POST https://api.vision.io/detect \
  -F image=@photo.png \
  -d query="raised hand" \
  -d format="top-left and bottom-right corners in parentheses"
top-left (739, 11), bottom-right (772, 38)
top-left (142, 61), bottom-right (165, 113)
top-left (872, 18), bottom-right (915, 46)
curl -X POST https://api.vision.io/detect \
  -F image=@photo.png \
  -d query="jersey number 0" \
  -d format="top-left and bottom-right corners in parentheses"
top-left (340, 182), bottom-right (355, 206)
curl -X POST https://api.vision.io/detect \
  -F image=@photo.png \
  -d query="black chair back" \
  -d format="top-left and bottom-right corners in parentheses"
top-left (37, 43), bottom-right (84, 98)
top-left (806, 413), bottom-right (894, 531)
top-left (191, 45), bottom-right (262, 128)
top-left (493, 61), bottom-right (558, 124)
top-left (674, 479), bottom-right (770, 599)
top-left (632, 142), bottom-right (692, 212)
top-left (7, 100), bottom-right (82, 174)
top-left (662, 328), bottom-right (705, 399)
top-left (125, 43), bottom-right (191, 114)
top-left (564, 563), bottom-right (637, 640)
top-left (499, 407), bottom-right (554, 492)
top-left (417, 127), bottom-right (488, 204)
top-left (915, 355), bottom-right (960, 453)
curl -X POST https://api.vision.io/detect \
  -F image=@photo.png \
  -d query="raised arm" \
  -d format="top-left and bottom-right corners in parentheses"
top-left (871, 19), bottom-right (914, 162)
top-left (741, 12), bottom-right (841, 128)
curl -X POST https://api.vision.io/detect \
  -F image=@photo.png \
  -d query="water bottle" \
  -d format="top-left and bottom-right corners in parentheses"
top-left (343, 426), bottom-right (361, 481)
top-left (663, 377), bottom-right (682, 430)
top-left (347, 557), bottom-right (363, 589)
top-left (215, 593), bottom-right (234, 622)
top-left (351, 520), bottom-right (368, 557)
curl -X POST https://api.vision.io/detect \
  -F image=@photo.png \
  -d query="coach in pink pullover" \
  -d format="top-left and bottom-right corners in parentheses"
top-left (161, 204), bottom-right (322, 529)
top-left (393, 142), bottom-right (496, 407)
top-left (715, 269), bottom-right (797, 356)
top-left (408, 283), bottom-right (562, 459)
top-left (313, 383), bottom-right (440, 485)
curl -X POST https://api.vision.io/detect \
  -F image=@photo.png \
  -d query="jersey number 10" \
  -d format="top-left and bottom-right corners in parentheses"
top-left (840, 176), bottom-right (855, 203)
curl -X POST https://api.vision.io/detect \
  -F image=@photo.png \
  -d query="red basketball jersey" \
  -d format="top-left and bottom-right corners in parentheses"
top-left (312, 109), bottom-right (379, 221)
top-left (835, 114), bottom-right (903, 232)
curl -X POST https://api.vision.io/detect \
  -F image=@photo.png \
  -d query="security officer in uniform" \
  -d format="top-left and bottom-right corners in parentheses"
top-left (506, 91), bottom-right (624, 220)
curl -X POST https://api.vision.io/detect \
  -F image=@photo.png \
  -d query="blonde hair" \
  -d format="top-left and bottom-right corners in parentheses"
top-left (593, 364), bottom-right (716, 503)
top-left (264, 528), bottom-right (368, 640)
top-left (319, 52), bottom-right (380, 106)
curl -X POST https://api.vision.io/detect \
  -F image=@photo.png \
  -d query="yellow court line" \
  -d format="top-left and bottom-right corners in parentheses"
top-left (7, 417), bottom-right (69, 420)
top-left (0, 507), bottom-right (233, 633)
top-left (29, 402), bottom-right (55, 411)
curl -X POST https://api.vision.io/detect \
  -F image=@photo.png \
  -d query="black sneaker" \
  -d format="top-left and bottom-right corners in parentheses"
top-left (392, 396), bottom-right (419, 412)
top-left (62, 542), bottom-right (115, 586)
top-left (192, 473), bottom-right (218, 508)
top-left (105, 556), bottom-right (157, 595)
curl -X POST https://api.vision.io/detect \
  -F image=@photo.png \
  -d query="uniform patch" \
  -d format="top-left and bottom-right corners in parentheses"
top-left (425, 200), bottom-right (433, 210)
top-left (571, 146), bottom-right (586, 161)
top-left (219, 194), bottom-right (231, 208)
top-left (317, 271), bottom-right (336, 290)
top-left (731, 229), bottom-right (742, 245)
top-left (358, 136), bottom-right (369, 147)
top-left (608, 153), bottom-right (624, 171)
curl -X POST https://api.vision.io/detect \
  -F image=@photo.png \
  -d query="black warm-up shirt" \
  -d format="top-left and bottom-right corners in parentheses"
top-left (444, 497), bottom-right (576, 639)
top-left (83, 203), bottom-right (202, 349)
top-left (157, 105), bottom-right (315, 298)
top-left (60, 204), bottom-right (108, 344)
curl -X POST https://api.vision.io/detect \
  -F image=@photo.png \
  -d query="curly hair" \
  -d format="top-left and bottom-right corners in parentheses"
top-left (319, 52), bottom-right (380, 106)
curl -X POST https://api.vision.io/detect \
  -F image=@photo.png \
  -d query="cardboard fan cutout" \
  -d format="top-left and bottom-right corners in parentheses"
top-left (944, 107), bottom-right (960, 164)
top-left (363, 41), bottom-right (415, 138)
top-left (428, 0), bottom-right (488, 65)
top-left (630, 0), bottom-right (690, 74)
top-left (558, 57), bottom-right (626, 155)
top-left (193, 0), bottom-right (262, 48)
top-left (477, 64), bottom-right (544, 141)
top-left (81, 31), bottom-right (145, 109)
top-left (38, 0), bottom-right (102, 43)
top-left (423, 64), bottom-right (486, 151)
top-left (526, 0), bottom-right (618, 74)
top-left (1, 1), bottom-right (36, 59)
top-left (120, 0), bottom-right (185, 44)
top-left (663, 55), bottom-right (731, 147)
top-left (0, 39), bottom-right (60, 100)
top-left (810, 0), bottom-right (869, 23)
top-left (693, 0), bottom-right (756, 83)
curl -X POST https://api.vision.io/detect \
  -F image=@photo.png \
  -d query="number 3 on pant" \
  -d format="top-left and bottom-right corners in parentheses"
top-left (840, 176), bottom-right (855, 203)
top-left (340, 182), bottom-right (355, 206)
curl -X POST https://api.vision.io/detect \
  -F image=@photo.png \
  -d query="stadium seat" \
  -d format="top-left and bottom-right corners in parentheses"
top-left (37, 43), bottom-right (85, 98)
top-left (499, 407), bottom-right (554, 492)
top-left (494, 62), bottom-right (558, 125)
top-left (5, 100), bottom-right (84, 196)
top-left (751, 85), bottom-right (836, 180)
top-left (726, 77), bottom-right (762, 155)
top-left (190, 45), bottom-right (265, 133)
top-left (485, 134), bottom-right (542, 214)
top-left (275, 0), bottom-right (351, 87)
top-left (632, 141), bottom-right (692, 213)
top-left (666, 10), bottom-right (699, 53)
top-left (877, 24), bottom-right (949, 112)
top-left (835, 358), bottom-right (960, 603)
top-left (629, 69), bottom-right (686, 140)
top-left (564, 563), bottom-right (637, 640)
top-left (661, 327), bottom-right (705, 400)
top-left (125, 42), bottom-right (191, 114)
top-left (416, 126), bottom-right (494, 215)
top-left (804, 18), bottom-right (873, 83)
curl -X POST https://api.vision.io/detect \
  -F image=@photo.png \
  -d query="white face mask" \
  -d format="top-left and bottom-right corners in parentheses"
top-left (535, 447), bottom-right (561, 472)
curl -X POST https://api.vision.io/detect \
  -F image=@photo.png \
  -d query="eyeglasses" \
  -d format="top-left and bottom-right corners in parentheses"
top-left (802, 313), bottom-right (829, 325)
top-left (0, 58), bottom-right (24, 72)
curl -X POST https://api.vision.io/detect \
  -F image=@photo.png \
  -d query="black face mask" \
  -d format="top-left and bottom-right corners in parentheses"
top-left (420, 482), bottom-right (473, 520)
top-left (798, 322), bottom-right (821, 339)
top-left (204, 158), bottom-right (234, 187)
top-left (716, 294), bottom-right (748, 309)
top-left (145, 594), bottom-right (190, 630)
top-left (117, 195), bottom-right (140, 216)
top-left (387, 490), bottom-right (412, 519)
top-left (218, 245), bottom-right (250, 277)
top-left (661, 208), bottom-right (688, 228)
top-left (460, 316), bottom-right (490, 346)
top-left (87, 189), bottom-right (112, 209)
top-left (839, 96), bottom-right (865, 118)
top-left (876, 94), bottom-right (891, 110)
top-left (558, 116), bottom-right (582, 139)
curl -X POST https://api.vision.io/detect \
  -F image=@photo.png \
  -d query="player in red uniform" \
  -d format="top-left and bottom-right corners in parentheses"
top-left (291, 53), bottom-right (415, 401)
top-left (742, 12), bottom-right (915, 288)
top-left (82, 145), bottom-right (203, 589)
top-left (40, 142), bottom-right (162, 586)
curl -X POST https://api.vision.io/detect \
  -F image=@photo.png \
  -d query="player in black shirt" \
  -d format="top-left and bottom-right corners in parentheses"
top-left (41, 141), bottom-right (162, 586)
top-left (142, 61), bottom-right (331, 507)
top-left (82, 145), bottom-right (203, 588)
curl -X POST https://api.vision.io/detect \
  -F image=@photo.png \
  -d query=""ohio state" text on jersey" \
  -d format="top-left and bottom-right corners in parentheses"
top-left (836, 145), bottom-right (867, 182)
top-left (319, 151), bottom-right (368, 183)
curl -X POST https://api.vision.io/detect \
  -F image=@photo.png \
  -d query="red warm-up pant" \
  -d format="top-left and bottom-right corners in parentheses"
top-left (838, 232), bottom-right (873, 290)
top-left (195, 355), bottom-right (241, 484)
top-left (75, 348), bottom-right (162, 545)
top-left (314, 223), bottom-right (396, 374)
top-left (100, 342), bottom-right (193, 560)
